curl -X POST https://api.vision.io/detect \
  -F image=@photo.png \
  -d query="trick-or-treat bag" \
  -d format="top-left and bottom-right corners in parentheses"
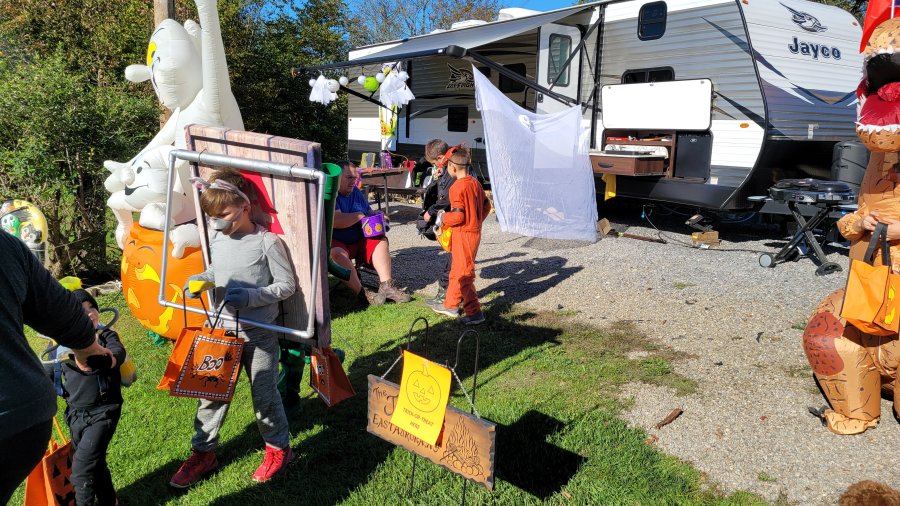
top-left (24, 417), bottom-right (74, 506)
top-left (159, 300), bottom-right (244, 402)
top-left (309, 346), bottom-right (355, 407)
top-left (842, 222), bottom-right (900, 335)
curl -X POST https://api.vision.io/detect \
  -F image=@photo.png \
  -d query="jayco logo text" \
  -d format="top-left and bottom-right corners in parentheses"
top-left (788, 37), bottom-right (840, 60)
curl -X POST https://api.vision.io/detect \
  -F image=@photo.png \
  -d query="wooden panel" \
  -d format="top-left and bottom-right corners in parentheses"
top-left (185, 125), bottom-right (330, 347)
top-left (367, 375), bottom-right (496, 490)
top-left (590, 154), bottom-right (666, 176)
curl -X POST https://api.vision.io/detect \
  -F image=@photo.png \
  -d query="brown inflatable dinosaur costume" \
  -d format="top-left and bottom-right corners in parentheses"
top-left (803, 18), bottom-right (900, 435)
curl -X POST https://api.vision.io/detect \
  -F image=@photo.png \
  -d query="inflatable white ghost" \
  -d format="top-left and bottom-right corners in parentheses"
top-left (105, 0), bottom-right (243, 256)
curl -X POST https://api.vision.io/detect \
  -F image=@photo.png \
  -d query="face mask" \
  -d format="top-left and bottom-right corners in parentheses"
top-left (208, 208), bottom-right (243, 232)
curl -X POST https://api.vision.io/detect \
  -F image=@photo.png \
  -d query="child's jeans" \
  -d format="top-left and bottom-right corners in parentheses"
top-left (66, 405), bottom-right (121, 506)
top-left (192, 325), bottom-right (290, 452)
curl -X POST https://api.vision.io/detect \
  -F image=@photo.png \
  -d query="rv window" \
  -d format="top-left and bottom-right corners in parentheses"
top-left (448, 106), bottom-right (469, 132)
top-left (638, 1), bottom-right (667, 41)
top-left (648, 68), bottom-right (674, 82)
top-left (548, 34), bottom-right (572, 87)
top-left (623, 71), bottom-right (646, 84)
top-left (622, 67), bottom-right (674, 84)
top-left (499, 63), bottom-right (527, 93)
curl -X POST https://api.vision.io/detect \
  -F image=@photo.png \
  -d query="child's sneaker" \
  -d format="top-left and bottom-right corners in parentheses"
top-left (169, 449), bottom-right (218, 488)
top-left (425, 286), bottom-right (446, 307)
top-left (252, 445), bottom-right (294, 482)
top-left (431, 304), bottom-right (460, 318)
top-left (459, 312), bottom-right (486, 326)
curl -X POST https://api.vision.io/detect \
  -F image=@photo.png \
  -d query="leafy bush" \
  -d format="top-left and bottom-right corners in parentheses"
top-left (0, 51), bottom-right (157, 276)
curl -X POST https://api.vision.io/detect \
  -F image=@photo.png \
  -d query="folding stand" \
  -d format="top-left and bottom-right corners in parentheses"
top-left (752, 196), bottom-right (852, 276)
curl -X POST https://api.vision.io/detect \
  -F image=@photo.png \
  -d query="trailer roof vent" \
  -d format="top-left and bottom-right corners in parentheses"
top-left (497, 8), bottom-right (540, 21)
top-left (451, 19), bottom-right (489, 30)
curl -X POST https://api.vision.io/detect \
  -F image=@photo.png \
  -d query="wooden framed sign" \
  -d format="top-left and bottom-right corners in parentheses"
top-left (367, 375), bottom-right (496, 490)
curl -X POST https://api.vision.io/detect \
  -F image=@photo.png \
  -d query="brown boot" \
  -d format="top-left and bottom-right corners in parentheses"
top-left (358, 287), bottom-right (385, 306)
top-left (378, 279), bottom-right (411, 303)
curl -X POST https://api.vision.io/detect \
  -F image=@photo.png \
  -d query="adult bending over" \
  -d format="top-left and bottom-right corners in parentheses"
top-left (0, 231), bottom-right (112, 503)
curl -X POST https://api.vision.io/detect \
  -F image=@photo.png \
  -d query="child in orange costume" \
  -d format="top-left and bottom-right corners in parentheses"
top-left (431, 146), bottom-right (491, 325)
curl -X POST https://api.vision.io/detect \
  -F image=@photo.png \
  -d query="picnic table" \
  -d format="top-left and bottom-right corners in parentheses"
top-left (358, 167), bottom-right (420, 216)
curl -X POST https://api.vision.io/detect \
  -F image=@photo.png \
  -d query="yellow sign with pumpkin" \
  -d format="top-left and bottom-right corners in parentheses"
top-left (391, 350), bottom-right (451, 445)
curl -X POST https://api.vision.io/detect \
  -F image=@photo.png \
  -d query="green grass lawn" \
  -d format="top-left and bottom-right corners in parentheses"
top-left (14, 288), bottom-right (766, 505)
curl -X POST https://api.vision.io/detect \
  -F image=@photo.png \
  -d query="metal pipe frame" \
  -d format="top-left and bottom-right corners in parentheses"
top-left (159, 149), bottom-right (325, 342)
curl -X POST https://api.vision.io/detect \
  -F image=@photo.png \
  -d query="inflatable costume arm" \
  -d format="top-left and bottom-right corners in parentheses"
top-left (837, 202), bottom-right (868, 242)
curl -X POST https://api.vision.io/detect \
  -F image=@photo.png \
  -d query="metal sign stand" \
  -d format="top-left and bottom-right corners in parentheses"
top-left (379, 319), bottom-right (482, 506)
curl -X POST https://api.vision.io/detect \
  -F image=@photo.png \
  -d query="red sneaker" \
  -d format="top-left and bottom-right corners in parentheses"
top-left (169, 449), bottom-right (218, 488)
top-left (252, 445), bottom-right (293, 482)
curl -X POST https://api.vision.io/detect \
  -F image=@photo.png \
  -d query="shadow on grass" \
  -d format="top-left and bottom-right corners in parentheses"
top-left (495, 410), bottom-right (585, 499)
top-left (206, 300), bottom-right (565, 504)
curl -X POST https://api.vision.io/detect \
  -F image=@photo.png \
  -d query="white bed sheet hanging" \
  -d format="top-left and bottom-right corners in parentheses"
top-left (473, 66), bottom-right (596, 242)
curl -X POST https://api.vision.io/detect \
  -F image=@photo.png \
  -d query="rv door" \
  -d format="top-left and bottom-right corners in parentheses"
top-left (537, 23), bottom-right (581, 114)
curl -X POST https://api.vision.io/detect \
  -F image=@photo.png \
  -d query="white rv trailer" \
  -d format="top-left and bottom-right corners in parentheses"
top-left (317, 0), bottom-right (861, 210)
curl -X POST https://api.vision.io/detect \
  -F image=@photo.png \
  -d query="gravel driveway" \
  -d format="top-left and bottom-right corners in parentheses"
top-left (378, 200), bottom-right (897, 505)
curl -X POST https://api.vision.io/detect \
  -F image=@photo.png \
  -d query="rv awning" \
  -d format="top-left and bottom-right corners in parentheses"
top-left (300, 3), bottom-right (597, 72)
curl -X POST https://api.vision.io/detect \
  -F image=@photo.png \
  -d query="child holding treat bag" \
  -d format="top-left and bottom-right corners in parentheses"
top-left (430, 145), bottom-right (491, 325)
top-left (170, 171), bottom-right (296, 488)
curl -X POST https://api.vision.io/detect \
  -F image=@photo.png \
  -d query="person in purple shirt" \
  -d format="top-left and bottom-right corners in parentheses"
top-left (331, 161), bottom-right (410, 306)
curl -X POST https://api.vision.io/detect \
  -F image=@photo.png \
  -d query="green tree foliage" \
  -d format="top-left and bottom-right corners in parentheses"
top-left (0, 0), bottom-right (349, 276)
top-left (819, 0), bottom-right (865, 21)
top-left (178, 0), bottom-right (349, 160)
top-left (346, 0), bottom-right (500, 46)
top-left (0, 1), bottom-right (158, 276)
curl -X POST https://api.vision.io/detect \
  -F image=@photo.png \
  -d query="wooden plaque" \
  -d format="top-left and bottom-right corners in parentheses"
top-left (185, 125), bottom-right (330, 347)
top-left (367, 375), bottom-right (496, 490)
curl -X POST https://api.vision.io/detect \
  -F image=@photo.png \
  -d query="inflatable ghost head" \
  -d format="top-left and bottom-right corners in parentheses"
top-left (104, 0), bottom-right (243, 257)
top-left (125, 19), bottom-right (203, 111)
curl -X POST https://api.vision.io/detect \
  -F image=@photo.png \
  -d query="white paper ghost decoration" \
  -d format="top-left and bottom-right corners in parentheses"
top-left (309, 74), bottom-right (337, 105)
top-left (326, 79), bottom-right (340, 93)
top-left (379, 70), bottom-right (416, 108)
top-left (104, 0), bottom-right (243, 257)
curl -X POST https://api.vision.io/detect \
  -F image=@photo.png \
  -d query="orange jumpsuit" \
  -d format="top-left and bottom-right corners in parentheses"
top-left (442, 176), bottom-right (491, 316)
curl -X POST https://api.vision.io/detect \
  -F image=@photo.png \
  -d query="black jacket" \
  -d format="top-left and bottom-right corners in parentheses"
top-left (424, 168), bottom-right (455, 217)
top-left (0, 231), bottom-right (96, 436)
top-left (58, 328), bottom-right (127, 410)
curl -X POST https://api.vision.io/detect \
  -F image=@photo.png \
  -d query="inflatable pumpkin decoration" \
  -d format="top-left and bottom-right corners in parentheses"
top-left (803, 10), bottom-right (900, 434)
top-left (121, 224), bottom-right (206, 340)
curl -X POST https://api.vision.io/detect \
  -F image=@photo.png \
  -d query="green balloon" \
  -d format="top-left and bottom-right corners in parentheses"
top-left (363, 76), bottom-right (380, 92)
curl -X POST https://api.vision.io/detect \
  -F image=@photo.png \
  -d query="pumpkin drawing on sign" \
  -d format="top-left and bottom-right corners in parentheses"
top-left (407, 368), bottom-right (441, 413)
